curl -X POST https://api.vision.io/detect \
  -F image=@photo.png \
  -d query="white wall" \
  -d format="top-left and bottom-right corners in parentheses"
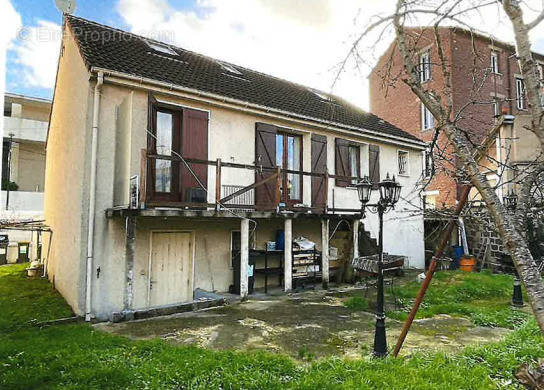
top-left (0, 191), bottom-right (43, 213)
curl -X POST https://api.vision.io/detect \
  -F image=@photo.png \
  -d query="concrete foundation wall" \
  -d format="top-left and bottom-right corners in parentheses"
top-left (92, 217), bottom-right (327, 319)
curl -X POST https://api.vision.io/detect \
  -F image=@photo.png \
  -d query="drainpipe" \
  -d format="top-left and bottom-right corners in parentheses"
top-left (85, 71), bottom-right (104, 322)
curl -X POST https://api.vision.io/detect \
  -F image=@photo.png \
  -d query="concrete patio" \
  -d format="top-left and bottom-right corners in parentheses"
top-left (95, 283), bottom-right (511, 360)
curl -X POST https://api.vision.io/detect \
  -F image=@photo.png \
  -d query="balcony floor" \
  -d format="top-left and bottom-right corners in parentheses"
top-left (105, 206), bottom-right (361, 220)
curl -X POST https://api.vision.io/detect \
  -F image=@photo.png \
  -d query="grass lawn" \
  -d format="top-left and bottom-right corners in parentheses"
top-left (389, 270), bottom-right (530, 329)
top-left (0, 263), bottom-right (543, 389)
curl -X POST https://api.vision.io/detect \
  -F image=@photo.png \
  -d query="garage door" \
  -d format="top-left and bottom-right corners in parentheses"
top-left (149, 232), bottom-right (193, 307)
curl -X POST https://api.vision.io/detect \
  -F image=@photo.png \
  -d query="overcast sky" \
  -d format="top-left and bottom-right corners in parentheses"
top-left (2, 0), bottom-right (544, 110)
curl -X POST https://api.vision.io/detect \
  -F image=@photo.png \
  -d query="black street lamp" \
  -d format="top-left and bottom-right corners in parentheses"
top-left (502, 189), bottom-right (524, 307)
top-left (356, 173), bottom-right (402, 357)
top-left (503, 189), bottom-right (518, 211)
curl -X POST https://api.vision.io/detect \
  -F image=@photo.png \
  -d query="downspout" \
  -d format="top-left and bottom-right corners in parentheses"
top-left (85, 71), bottom-right (104, 322)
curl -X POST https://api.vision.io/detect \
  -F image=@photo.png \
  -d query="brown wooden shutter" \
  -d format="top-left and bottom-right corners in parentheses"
top-left (311, 134), bottom-right (327, 209)
top-left (146, 94), bottom-right (157, 200)
top-left (255, 122), bottom-right (277, 210)
top-left (181, 108), bottom-right (208, 202)
top-left (335, 138), bottom-right (350, 187)
top-left (369, 144), bottom-right (380, 189)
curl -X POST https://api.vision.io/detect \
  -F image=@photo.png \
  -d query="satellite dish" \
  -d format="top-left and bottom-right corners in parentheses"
top-left (55, 0), bottom-right (77, 14)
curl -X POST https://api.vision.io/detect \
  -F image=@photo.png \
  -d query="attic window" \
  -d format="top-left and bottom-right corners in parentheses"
top-left (308, 88), bottom-right (329, 101)
top-left (146, 41), bottom-right (177, 56)
top-left (218, 61), bottom-right (242, 75)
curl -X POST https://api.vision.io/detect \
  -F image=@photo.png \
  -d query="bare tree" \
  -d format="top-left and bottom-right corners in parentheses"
top-left (394, 0), bottom-right (544, 334)
top-left (352, 0), bottom-right (544, 335)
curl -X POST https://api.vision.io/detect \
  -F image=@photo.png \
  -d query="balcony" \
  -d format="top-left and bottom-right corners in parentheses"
top-left (120, 150), bottom-right (363, 217)
top-left (3, 117), bottom-right (48, 142)
top-left (0, 190), bottom-right (44, 214)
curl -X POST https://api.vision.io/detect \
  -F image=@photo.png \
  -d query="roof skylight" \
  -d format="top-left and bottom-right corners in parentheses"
top-left (217, 61), bottom-right (242, 75)
top-left (308, 88), bottom-right (330, 101)
top-left (146, 41), bottom-right (177, 56)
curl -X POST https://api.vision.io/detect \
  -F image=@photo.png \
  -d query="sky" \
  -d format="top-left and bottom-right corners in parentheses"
top-left (2, 0), bottom-right (544, 110)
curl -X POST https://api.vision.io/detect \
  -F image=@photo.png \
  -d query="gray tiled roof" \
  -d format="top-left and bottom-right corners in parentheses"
top-left (66, 15), bottom-right (422, 144)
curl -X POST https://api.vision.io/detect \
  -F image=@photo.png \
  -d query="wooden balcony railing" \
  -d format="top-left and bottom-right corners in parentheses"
top-left (139, 149), bottom-right (363, 213)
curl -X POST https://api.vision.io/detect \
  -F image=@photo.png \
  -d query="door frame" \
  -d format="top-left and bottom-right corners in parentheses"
top-left (146, 229), bottom-right (196, 308)
top-left (276, 130), bottom-right (303, 207)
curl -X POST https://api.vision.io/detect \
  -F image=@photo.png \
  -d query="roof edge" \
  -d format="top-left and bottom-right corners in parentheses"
top-left (91, 66), bottom-right (426, 149)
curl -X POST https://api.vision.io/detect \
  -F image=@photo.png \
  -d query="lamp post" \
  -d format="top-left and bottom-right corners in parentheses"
top-left (502, 189), bottom-right (524, 307)
top-left (356, 173), bottom-right (402, 357)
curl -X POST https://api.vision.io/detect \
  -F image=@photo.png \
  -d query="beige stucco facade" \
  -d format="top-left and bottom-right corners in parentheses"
top-left (46, 25), bottom-right (426, 320)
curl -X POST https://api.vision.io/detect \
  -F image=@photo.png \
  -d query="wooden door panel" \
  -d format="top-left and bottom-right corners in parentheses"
top-left (335, 138), bottom-right (350, 187)
top-left (182, 109), bottom-right (208, 202)
top-left (369, 144), bottom-right (380, 189)
top-left (311, 134), bottom-right (327, 209)
top-left (254, 123), bottom-right (277, 210)
top-left (150, 232), bottom-right (193, 307)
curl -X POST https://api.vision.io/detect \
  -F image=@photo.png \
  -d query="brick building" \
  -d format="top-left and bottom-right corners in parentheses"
top-left (370, 27), bottom-right (542, 209)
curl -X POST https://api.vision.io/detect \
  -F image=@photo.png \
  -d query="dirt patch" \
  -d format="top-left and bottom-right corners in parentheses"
top-left (95, 286), bottom-right (512, 360)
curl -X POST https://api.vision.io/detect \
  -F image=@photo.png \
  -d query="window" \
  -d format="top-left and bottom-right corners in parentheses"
top-left (424, 147), bottom-right (433, 178)
top-left (218, 61), bottom-right (242, 75)
top-left (516, 77), bottom-right (525, 110)
top-left (490, 51), bottom-right (499, 74)
top-left (419, 51), bottom-right (431, 82)
top-left (423, 192), bottom-right (438, 210)
top-left (146, 41), bottom-right (177, 56)
top-left (398, 150), bottom-right (409, 176)
top-left (348, 145), bottom-right (360, 184)
top-left (421, 103), bottom-right (435, 130)
top-left (154, 111), bottom-right (175, 194)
top-left (492, 97), bottom-right (500, 118)
top-left (308, 88), bottom-right (329, 101)
top-left (148, 101), bottom-right (209, 203)
top-left (538, 64), bottom-right (544, 80)
top-left (276, 132), bottom-right (302, 203)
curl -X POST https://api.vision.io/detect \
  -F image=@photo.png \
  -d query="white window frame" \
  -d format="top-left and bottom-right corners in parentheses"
top-left (348, 144), bottom-right (360, 185)
top-left (421, 103), bottom-right (435, 131)
top-left (516, 77), bottom-right (525, 110)
top-left (490, 51), bottom-right (499, 74)
top-left (422, 190), bottom-right (439, 210)
top-left (419, 51), bottom-right (431, 82)
top-left (397, 150), bottom-right (409, 176)
top-left (423, 146), bottom-right (433, 178)
top-left (492, 97), bottom-right (500, 118)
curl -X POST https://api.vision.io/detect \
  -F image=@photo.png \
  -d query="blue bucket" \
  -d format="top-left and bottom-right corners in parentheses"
top-left (276, 230), bottom-right (285, 250)
top-left (451, 245), bottom-right (463, 269)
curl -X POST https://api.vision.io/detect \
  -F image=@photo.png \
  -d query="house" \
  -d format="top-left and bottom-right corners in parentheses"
top-left (370, 27), bottom-right (543, 210)
top-left (45, 15), bottom-right (426, 321)
top-left (0, 93), bottom-right (49, 264)
top-left (370, 27), bottom-right (544, 266)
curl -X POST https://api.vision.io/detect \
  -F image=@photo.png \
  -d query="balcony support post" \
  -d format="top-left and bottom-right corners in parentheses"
top-left (321, 218), bottom-right (329, 289)
top-left (284, 218), bottom-right (293, 292)
top-left (353, 219), bottom-right (360, 262)
top-left (123, 215), bottom-right (136, 317)
top-left (240, 218), bottom-right (249, 298)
